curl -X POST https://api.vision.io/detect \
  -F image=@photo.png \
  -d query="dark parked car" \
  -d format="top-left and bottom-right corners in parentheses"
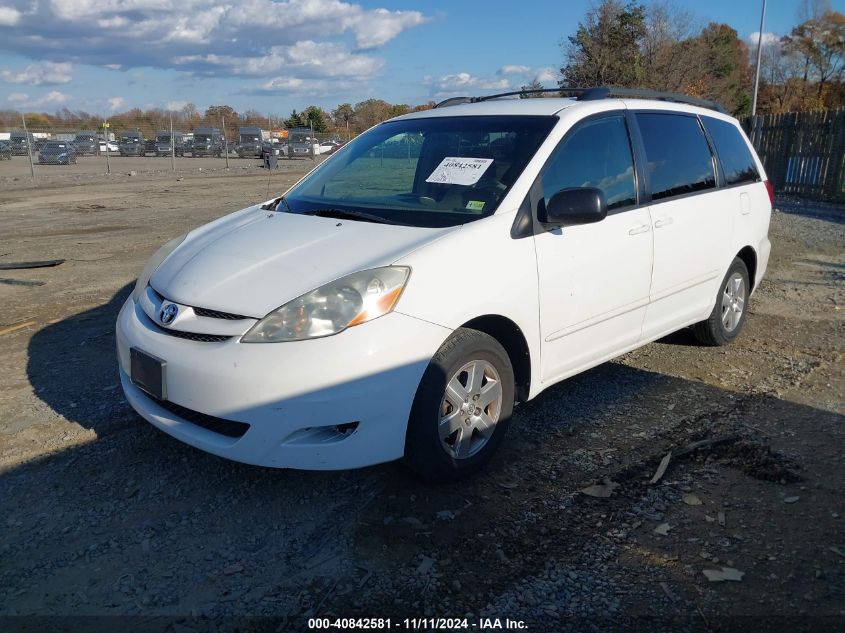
top-left (38, 140), bottom-right (77, 165)
top-left (0, 140), bottom-right (11, 160)
top-left (119, 131), bottom-right (145, 157)
top-left (8, 130), bottom-right (34, 155)
top-left (190, 128), bottom-right (223, 157)
top-left (237, 126), bottom-right (264, 158)
top-left (144, 139), bottom-right (157, 156)
top-left (154, 131), bottom-right (185, 156)
top-left (73, 131), bottom-right (99, 155)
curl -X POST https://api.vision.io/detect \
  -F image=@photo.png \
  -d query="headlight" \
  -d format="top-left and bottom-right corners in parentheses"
top-left (132, 233), bottom-right (189, 302)
top-left (241, 266), bottom-right (410, 343)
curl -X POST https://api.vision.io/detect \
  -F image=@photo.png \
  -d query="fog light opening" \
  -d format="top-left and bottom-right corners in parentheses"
top-left (334, 422), bottom-right (359, 437)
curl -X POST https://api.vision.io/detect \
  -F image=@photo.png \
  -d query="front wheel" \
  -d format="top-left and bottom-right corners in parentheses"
top-left (404, 328), bottom-right (514, 482)
top-left (693, 257), bottom-right (750, 346)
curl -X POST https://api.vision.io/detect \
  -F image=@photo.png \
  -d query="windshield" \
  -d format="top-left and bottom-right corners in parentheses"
top-left (195, 135), bottom-right (211, 143)
top-left (284, 115), bottom-right (556, 228)
top-left (240, 135), bottom-right (260, 143)
top-left (156, 135), bottom-right (171, 143)
top-left (75, 135), bottom-right (94, 141)
top-left (121, 136), bottom-right (139, 143)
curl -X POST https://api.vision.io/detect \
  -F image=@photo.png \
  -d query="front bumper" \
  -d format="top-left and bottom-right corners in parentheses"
top-left (116, 297), bottom-right (451, 469)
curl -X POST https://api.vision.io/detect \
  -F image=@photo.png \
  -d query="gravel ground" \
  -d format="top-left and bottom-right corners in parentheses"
top-left (0, 168), bottom-right (842, 633)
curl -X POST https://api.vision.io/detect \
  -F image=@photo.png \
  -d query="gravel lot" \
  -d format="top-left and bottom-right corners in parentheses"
top-left (0, 163), bottom-right (843, 632)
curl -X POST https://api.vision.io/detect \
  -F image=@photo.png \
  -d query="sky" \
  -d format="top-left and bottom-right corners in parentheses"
top-left (0, 0), bottom-right (839, 118)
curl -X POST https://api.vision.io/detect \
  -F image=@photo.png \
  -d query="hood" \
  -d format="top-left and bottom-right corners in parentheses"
top-left (151, 208), bottom-right (456, 318)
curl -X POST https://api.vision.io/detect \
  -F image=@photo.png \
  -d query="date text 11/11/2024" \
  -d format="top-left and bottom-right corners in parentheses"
top-left (307, 617), bottom-right (529, 630)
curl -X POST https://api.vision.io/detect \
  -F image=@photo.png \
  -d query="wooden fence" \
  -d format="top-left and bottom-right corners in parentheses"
top-left (742, 109), bottom-right (845, 202)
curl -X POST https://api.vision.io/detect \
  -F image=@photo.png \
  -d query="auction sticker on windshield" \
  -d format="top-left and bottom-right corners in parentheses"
top-left (425, 157), bottom-right (494, 186)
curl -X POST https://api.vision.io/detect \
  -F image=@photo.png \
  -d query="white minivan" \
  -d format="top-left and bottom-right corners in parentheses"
top-left (116, 89), bottom-right (772, 481)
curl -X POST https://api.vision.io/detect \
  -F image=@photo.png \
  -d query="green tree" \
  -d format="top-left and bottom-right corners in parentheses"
top-left (331, 103), bottom-right (354, 139)
top-left (520, 78), bottom-right (546, 97)
top-left (783, 9), bottom-right (845, 101)
top-left (352, 99), bottom-right (393, 132)
top-left (302, 105), bottom-right (329, 133)
top-left (560, 0), bottom-right (647, 88)
top-left (284, 110), bottom-right (305, 129)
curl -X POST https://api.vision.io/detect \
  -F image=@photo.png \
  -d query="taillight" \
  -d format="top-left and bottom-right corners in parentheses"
top-left (764, 180), bottom-right (774, 205)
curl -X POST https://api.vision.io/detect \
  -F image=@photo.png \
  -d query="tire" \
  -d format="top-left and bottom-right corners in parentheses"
top-left (693, 257), bottom-right (750, 346)
top-left (404, 328), bottom-right (515, 482)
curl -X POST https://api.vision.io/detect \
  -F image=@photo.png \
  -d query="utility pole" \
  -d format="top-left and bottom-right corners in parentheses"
top-left (103, 119), bottom-right (111, 174)
top-left (222, 115), bottom-right (230, 168)
top-left (751, 0), bottom-right (767, 117)
top-left (170, 111), bottom-right (175, 172)
top-left (21, 113), bottom-right (34, 180)
top-left (310, 120), bottom-right (315, 161)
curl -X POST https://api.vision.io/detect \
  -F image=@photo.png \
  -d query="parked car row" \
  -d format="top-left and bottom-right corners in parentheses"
top-left (2, 128), bottom-right (347, 164)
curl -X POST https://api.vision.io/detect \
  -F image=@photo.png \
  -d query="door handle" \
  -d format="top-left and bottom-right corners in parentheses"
top-left (628, 224), bottom-right (651, 235)
top-left (654, 217), bottom-right (674, 228)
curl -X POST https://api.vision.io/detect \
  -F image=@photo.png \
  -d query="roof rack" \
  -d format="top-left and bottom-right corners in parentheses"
top-left (434, 85), bottom-right (726, 113)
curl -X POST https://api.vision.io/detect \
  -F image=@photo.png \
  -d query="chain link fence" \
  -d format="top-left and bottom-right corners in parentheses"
top-left (0, 112), bottom-right (345, 180)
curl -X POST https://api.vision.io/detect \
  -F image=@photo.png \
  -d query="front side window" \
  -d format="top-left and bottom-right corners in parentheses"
top-left (636, 113), bottom-right (716, 201)
top-left (285, 115), bottom-right (557, 228)
top-left (701, 117), bottom-right (760, 186)
top-left (539, 115), bottom-right (637, 211)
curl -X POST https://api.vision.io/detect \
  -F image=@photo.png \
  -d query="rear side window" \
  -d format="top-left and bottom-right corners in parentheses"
top-left (540, 115), bottom-right (637, 210)
top-left (701, 117), bottom-right (760, 186)
top-left (636, 113), bottom-right (715, 201)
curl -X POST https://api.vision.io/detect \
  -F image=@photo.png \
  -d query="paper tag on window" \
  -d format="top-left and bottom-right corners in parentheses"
top-left (426, 157), bottom-right (494, 186)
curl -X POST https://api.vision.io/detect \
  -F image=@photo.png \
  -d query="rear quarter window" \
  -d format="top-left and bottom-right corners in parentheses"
top-left (636, 113), bottom-right (716, 201)
top-left (701, 117), bottom-right (760, 186)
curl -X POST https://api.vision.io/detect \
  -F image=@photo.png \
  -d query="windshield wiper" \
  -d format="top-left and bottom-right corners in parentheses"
top-left (303, 208), bottom-right (403, 225)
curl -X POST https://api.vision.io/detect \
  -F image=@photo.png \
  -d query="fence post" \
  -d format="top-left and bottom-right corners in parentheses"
top-left (825, 108), bottom-right (845, 200)
top-left (21, 113), bottom-right (35, 180)
top-left (170, 112), bottom-right (175, 173)
top-left (103, 120), bottom-right (111, 174)
top-left (222, 115), bottom-right (230, 169)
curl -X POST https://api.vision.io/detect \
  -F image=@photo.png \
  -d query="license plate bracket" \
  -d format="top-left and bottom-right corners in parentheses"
top-left (130, 347), bottom-right (166, 401)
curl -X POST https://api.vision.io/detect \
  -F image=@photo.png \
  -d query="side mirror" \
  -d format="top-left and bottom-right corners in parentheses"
top-left (540, 187), bottom-right (607, 226)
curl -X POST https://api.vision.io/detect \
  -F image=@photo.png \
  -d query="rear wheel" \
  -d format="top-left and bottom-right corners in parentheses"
top-left (693, 257), bottom-right (750, 346)
top-left (405, 328), bottom-right (514, 482)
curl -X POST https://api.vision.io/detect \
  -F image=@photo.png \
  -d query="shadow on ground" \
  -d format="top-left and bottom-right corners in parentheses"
top-left (5, 285), bottom-right (842, 628)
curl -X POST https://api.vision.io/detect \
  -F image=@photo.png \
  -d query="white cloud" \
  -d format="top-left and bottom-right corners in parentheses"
top-left (434, 72), bottom-right (510, 91)
top-left (346, 8), bottom-right (428, 49)
top-left (38, 90), bottom-right (69, 105)
top-left (251, 76), bottom-right (364, 98)
top-left (1, 62), bottom-right (73, 85)
top-left (5, 90), bottom-right (71, 107)
top-left (174, 41), bottom-right (384, 79)
top-left (535, 67), bottom-right (558, 83)
top-left (748, 31), bottom-right (779, 47)
top-left (0, 6), bottom-right (21, 26)
top-left (498, 65), bottom-right (532, 76)
top-left (258, 77), bottom-right (306, 91)
top-left (496, 64), bottom-right (558, 85)
top-left (166, 100), bottom-right (188, 110)
top-left (108, 97), bottom-right (125, 111)
top-left (0, 0), bottom-right (429, 85)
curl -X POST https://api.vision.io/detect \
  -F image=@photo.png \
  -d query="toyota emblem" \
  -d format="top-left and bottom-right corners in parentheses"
top-left (159, 303), bottom-right (178, 325)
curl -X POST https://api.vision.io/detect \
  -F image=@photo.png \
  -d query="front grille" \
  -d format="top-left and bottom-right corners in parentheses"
top-left (147, 396), bottom-right (250, 438)
top-left (150, 287), bottom-right (249, 321)
top-left (193, 306), bottom-right (250, 320)
top-left (153, 325), bottom-right (232, 343)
